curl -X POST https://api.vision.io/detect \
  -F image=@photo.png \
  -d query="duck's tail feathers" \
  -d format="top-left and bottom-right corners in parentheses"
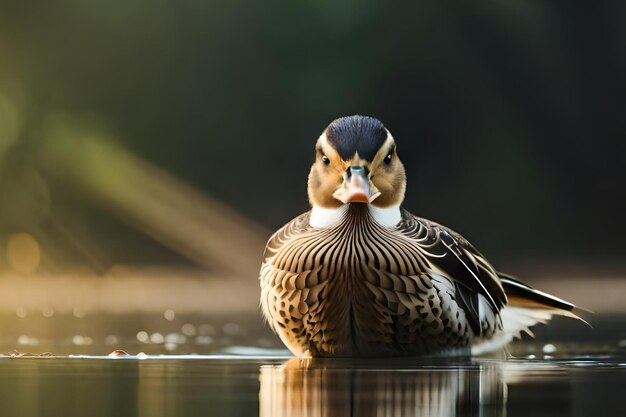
top-left (472, 273), bottom-right (590, 355)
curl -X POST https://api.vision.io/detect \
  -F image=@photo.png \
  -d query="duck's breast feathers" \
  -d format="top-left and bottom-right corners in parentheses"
top-left (397, 209), bottom-right (508, 314)
top-left (263, 206), bottom-right (509, 318)
top-left (263, 211), bottom-right (313, 260)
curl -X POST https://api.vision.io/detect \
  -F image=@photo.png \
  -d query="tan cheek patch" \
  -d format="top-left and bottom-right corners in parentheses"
top-left (370, 166), bottom-right (406, 207)
top-left (309, 170), bottom-right (321, 189)
top-left (308, 163), bottom-right (345, 208)
top-left (318, 181), bottom-right (343, 207)
top-left (372, 171), bottom-right (393, 189)
top-left (323, 172), bottom-right (343, 193)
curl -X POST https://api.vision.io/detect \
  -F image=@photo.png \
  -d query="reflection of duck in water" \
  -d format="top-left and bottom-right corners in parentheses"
top-left (259, 358), bottom-right (506, 417)
top-left (260, 115), bottom-right (584, 357)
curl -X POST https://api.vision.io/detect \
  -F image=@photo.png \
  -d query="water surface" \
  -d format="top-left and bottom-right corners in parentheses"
top-left (1, 312), bottom-right (624, 416)
top-left (1, 350), bottom-right (624, 417)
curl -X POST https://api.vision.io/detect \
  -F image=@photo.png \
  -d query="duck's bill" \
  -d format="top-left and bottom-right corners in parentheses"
top-left (333, 169), bottom-right (381, 204)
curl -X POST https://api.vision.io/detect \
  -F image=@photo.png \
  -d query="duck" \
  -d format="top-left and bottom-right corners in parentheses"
top-left (260, 115), bottom-right (584, 357)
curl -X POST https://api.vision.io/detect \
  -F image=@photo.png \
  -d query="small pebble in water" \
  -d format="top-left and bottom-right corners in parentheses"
top-left (108, 350), bottom-right (129, 357)
top-left (42, 307), bottom-right (54, 318)
top-left (164, 342), bottom-right (177, 352)
top-left (527, 354), bottom-right (536, 359)
top-left (9, 350), bottom-right (25, 358)
top-left (164, 309), bottom-right (175, 321)
top-left (542, 343), bottom-right (557, 354)
top-left (15, 307), bottom-right (28, 318)
top-left (136, 352), bottom-right (148, 359)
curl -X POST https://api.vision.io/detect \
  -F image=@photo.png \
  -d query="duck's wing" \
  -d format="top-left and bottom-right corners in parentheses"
top-left (498, 272), bottom-right (588, 324)
top-left (398, 209), bottom-right (508, 335)
top-left (470, 271), bottom-right (589, 354)
top-left (498, 272), bottom-right (575, 312)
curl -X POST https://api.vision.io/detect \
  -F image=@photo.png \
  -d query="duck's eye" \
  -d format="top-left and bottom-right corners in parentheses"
top-left (384, 153), bottom-right (393, 165)
top-left (321, 155), bottom-right (330, 165)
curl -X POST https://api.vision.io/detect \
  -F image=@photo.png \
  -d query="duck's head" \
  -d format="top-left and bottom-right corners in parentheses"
top-left (307, 115), bottom-right (406, 209)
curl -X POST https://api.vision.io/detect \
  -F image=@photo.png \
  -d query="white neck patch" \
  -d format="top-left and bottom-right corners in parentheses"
top-left (309, 205), bottom-right (348, 228)
top-left (368, 204), bottom-right (402, 228)
top-left (309, 204), bottom-right (401, 228)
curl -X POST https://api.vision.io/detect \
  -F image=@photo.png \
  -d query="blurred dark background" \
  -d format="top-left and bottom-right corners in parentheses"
top-left (0, 6), bottom-right (624, 414)
top-left (0, 1), bottom-right (624, 274)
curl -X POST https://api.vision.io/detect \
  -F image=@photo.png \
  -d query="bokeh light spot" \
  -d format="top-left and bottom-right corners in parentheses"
top-left (163, 309), bottom-right (175, 321)
top-left (72, 307), bottom-right (86, 318)
top-left (7, 233), bottom-right (41, 275)
top-left (15, 307), bottom-right (28, 318)
top-left (17, 335), bottom-right (39, 346)
top-left (136, 331), bottom-right (149, 343)
top-left (104, 335), bottom-right (120, 346)
top-left (181, 323), bottom-right (196, 336)
top-left (72, 335), bottom-right (93, 346)
top-left (150, 332), bottom-right (164, 344)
